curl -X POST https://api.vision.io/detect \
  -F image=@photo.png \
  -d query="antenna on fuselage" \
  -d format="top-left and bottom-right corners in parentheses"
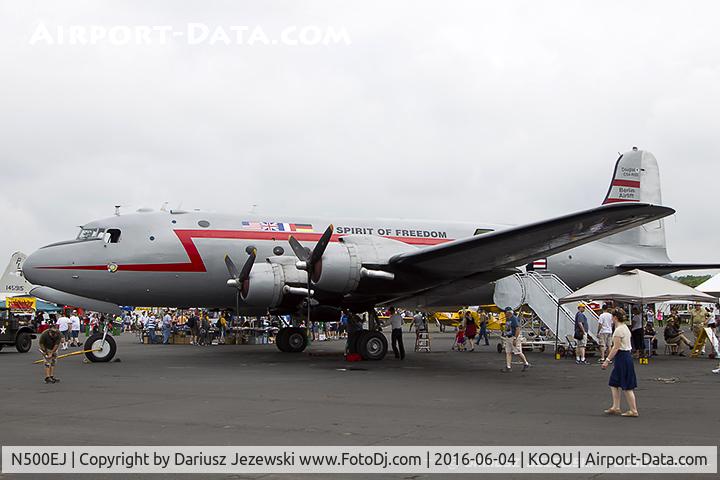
top-left (114, 205), bottom-right (121, 216)
top-left (160, 202), bottom-right (169, 212)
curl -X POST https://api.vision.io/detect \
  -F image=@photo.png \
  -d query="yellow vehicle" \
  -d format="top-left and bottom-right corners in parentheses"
top-left (432, 306), bottom-right (504, 332)
top-left (431, 311), bottom-right (462, 330)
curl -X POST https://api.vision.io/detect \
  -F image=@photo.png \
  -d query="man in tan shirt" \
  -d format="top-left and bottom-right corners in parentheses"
top-left (690, 304), bottom-right (709, 354)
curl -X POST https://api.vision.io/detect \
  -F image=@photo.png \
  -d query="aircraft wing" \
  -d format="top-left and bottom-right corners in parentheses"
top-left (389, 203), bottom-right (675, 278)
top-left (616, 263), bottom-right (720, 276)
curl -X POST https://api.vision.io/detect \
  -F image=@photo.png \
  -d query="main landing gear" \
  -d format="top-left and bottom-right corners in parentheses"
top-left (355, 331), bottom-right (388, 361)
top-left (274, 310), bottom-right (389, 361)
top-left (345, 310), bottom-right (389, 361)
top-left (275, 327), bottom-right (308, 353)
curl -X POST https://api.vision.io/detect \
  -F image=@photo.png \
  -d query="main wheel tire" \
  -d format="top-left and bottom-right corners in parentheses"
top-left (358, 331), bottom-right (388, 361)
top-left (84, 334), bottom-right (117, 362)
top-left (275, 328), bottom-right (290, 352)
top-left (285, 328), bottom-right (307, 353)
top-left (15, 332), bottom-right (32, 353)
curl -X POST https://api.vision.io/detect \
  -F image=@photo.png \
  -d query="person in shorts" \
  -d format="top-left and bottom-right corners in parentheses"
top-left (574, 303), bottom-right (589, 364)
top-left (501, 307), bottom-right (530, 372)
top-left (187, 310), bottom-right (199, 345)
top-left (69, 310), bottom-right (81, 347)
top-left (56, 313), bottom-right (70, 350)
top-left (39, 324), bottom-right (62, 383)
top-left (597, 304), bottom-right (614, 362)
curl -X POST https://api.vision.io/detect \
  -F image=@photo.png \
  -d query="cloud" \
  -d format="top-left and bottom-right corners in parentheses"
top-left (0, 0), bottom-right (719, 264)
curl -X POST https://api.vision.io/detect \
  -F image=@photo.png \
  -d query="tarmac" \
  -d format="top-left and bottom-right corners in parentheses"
top-left (0, 331), bottom-right (718, 480)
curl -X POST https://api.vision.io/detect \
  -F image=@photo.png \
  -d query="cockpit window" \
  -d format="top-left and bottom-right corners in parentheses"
top-left (106, 229), bottom-right (122, 243)
top-left (76, 228), bottom-right (105, 240)
top-left (473, 228), bottom-right (494, 236)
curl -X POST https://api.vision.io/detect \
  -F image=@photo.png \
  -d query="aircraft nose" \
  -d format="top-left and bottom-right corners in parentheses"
top-left (22, 249), bottom-right (49, 286)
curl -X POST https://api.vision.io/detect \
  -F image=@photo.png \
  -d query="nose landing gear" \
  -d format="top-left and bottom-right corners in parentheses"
top-left (83, 321), bottom-right (118, 362)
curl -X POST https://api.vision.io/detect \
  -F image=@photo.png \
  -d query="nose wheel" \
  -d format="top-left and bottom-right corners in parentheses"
top-left (84, 334), bottom-right (117, 362)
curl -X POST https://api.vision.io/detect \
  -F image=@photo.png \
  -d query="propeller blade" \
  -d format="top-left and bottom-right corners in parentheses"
top-left (288, 235), bottom-right (310, 261)
top-left (309, 224), bottom-right (334, 265)
top-left (287, 224), bottom-right (334, 328)
top-left (239, 249), bottom-right (256, 281)
top-left (224, 255), bottom-right (240, 279)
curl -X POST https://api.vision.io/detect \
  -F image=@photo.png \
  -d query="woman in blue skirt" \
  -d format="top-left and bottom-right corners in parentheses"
top-left (602, 309), bottom-right (639, 417)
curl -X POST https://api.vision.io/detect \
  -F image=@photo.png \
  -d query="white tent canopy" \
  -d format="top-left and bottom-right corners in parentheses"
top-left (559, 269), bottom-right (718, 305)
top-left (696, 273), bottom-right (720, 297)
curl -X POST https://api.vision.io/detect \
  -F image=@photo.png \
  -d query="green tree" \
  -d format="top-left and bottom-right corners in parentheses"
top-left (674, 275), bottom-right (711, 288)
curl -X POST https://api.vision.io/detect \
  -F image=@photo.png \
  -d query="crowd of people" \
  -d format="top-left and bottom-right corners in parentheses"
top-left (574, 302), bottom-right (720, 364)
top-left (129, 309), bottom-right (230, 346)
top-left (29, 300), bottom-right (720, 398)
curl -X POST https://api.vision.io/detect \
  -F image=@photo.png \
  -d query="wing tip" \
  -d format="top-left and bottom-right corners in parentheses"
top-left (600, 201), bottom-right (675, 218)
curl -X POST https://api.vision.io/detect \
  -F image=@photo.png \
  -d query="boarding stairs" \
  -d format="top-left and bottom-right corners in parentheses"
top-left (493, 272), bottom-right (599, 345)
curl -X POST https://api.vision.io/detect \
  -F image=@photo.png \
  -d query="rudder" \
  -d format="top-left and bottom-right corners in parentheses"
top-left (601, 148), bottom-right (666, 248)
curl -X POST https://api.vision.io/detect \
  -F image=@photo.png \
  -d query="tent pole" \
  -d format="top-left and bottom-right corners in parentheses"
top-left (555, 303), bottom-right (560, 356)
top-left (641, 302), bottom-right (644, 355)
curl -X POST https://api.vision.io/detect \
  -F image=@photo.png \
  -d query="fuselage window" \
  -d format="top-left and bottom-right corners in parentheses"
top-left (198, 220), bottom-right (210, 228)
top-left (106, 229), bottom-right (122, 243)
top-left (473, 228), bottom-right (494, 236)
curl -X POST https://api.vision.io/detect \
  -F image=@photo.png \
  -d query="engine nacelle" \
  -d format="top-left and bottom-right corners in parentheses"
top-left (241, 257), bottom-right (308, 307)
top-left (312, 235), bottom-right (415, 293)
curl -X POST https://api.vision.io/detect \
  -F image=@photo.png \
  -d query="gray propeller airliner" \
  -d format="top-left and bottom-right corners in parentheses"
top-left (21, 148), bottom-right (718, 361)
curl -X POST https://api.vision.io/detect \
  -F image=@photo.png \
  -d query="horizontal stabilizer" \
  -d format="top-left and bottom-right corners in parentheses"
top-left (617, 263), bottom-right (720, 276)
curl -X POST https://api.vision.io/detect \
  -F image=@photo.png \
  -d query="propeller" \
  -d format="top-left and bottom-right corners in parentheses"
top-left (225, 249), bottom-right (256, 317)
top-left (287, 224), bottom-right (334, 325)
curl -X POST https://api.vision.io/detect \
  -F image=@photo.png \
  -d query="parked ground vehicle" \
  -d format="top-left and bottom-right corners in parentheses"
top-left (0, 307), bottom-right (36, 353)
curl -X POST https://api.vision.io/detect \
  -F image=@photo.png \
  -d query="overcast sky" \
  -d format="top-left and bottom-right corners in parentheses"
top-left (1, 1), bottom-right (719, 269)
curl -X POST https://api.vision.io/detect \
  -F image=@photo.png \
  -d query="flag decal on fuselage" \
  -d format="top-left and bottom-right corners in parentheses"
top-left (241, 221), bottom-right (313, 232)
top-left (531, 258), bottom-right (547, 270)
top-left (290, 223), bottom-right (314, 232)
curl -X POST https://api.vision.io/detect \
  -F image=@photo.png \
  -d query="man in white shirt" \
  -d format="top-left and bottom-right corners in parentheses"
top-left (411, 312), bottom-right (426, 333)
top-left (597, 304), bottom-right (614, 362)
top-left (388, 307), bottom-right (405, 360)
top-left (69, 311), bottom-right (81, 347)
top-left (56, 314), bottom-right (70, 350)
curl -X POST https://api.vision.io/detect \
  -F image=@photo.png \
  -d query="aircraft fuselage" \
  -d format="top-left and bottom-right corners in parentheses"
top-left (22, 209), bottom-right (671, 312)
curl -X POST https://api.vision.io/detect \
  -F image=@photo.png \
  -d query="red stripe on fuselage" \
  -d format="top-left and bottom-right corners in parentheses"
top-left (37, 230), bottom-right (453, 272)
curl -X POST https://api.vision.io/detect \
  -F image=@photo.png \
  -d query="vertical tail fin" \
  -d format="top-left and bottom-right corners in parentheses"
top-left (601, 148), bottom-right (667, 248)
top-left (1, 252), bottom-right (34, 295)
